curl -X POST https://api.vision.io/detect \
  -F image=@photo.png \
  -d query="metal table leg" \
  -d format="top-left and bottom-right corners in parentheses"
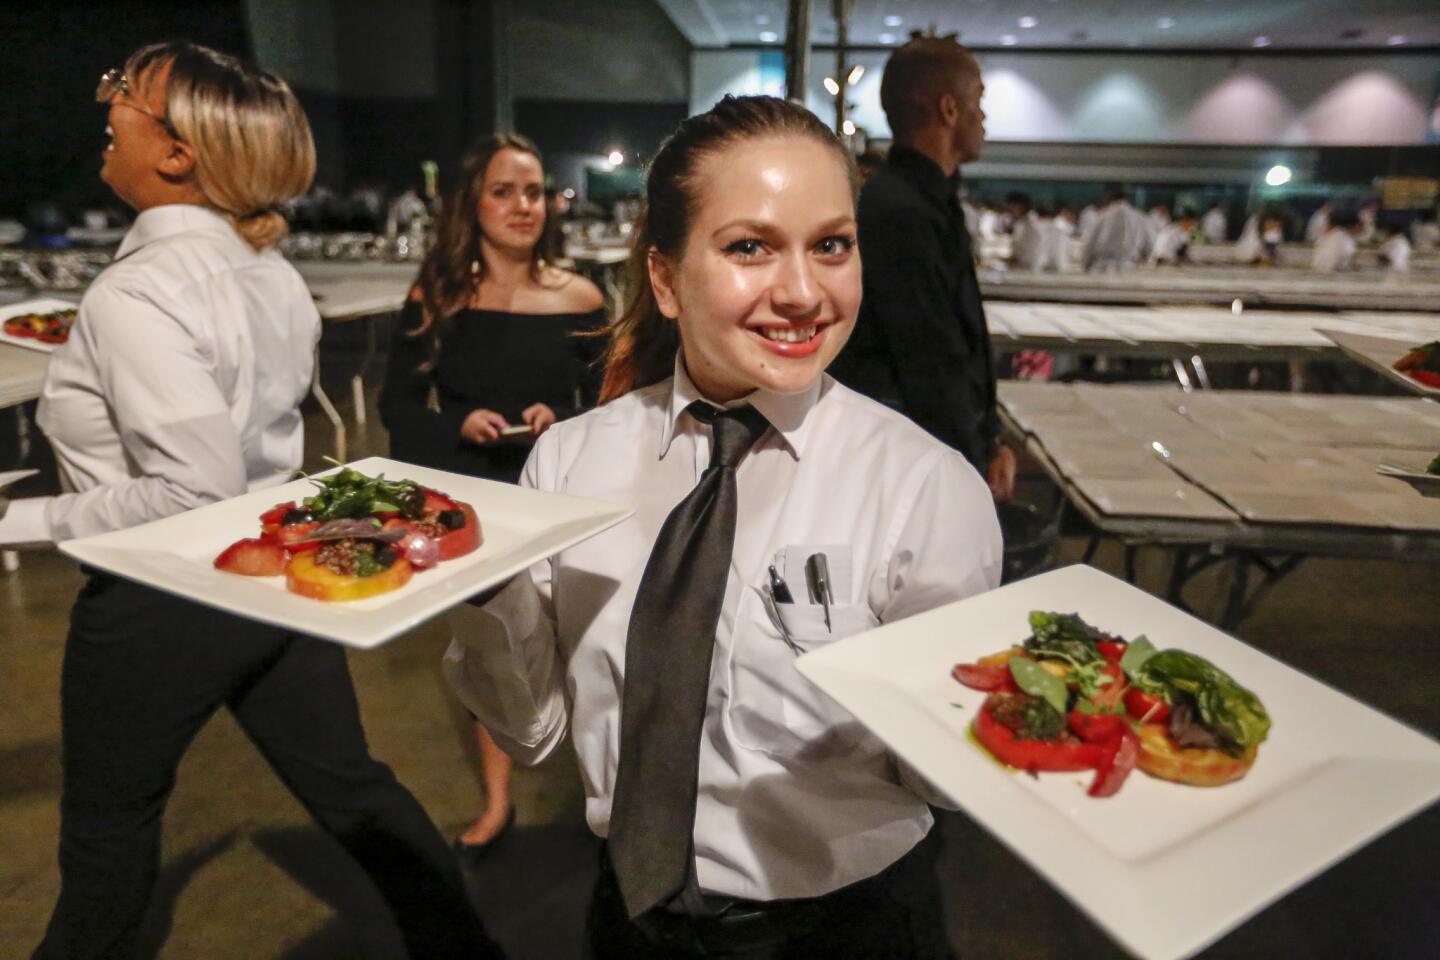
top-left (350, 313), bottom-right (380, 428)
top-left (311, 345), bottom-right (346, 463)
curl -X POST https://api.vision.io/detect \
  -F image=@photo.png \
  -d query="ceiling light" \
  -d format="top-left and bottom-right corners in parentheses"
top-left (1252, 36), bottom-right (1271, 47)
top-left (884, 15), bottom-right (903, 27)
top-left (1264, 164), bottom-right (1292, 187)
top-left (842, 120), bottom-right (857, 136)
top-left (824, 76), bottom-right (841, 96)
top-left (755, 14), bottom-right (769, 26)
top-left (1156, 17), bottom-right (1175, 30)
top-left (1000, 34), bottom-right (1018, 46)
top-left (1388, 35), bottom-right (1407, 45)
top-left (608, 151), bottom-right (624, 166)
top-left (847, 64), bottom-right (865, 85)
top-left (1018, 16), bottom-right (1037, 28)
top-left (758, 30), bottom-right (779, 42)
top-left (878, 32), bottom-right (897, 44)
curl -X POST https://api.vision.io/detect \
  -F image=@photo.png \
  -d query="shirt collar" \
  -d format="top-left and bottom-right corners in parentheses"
top-left (659, 352), bottom-right (822, 462)
top-left (115, 204), bottom-right (237, 260)
top-left (886, 145), bottom-right (961, 210)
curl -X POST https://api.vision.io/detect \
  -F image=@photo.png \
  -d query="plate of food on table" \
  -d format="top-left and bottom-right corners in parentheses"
top-left (1375, 450), bottom-right (1440, 498)
top-left (796, 564), bottom-right (1440, 960)
top-left (1318, 327), bottom-right (1440, 398)
top-left (0, 297), bottom-right (79, 353)
top-left (60, 457), bottom-right (632, 648)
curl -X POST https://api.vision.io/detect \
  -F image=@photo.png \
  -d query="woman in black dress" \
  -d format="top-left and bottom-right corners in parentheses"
top-left (379, 133), bottom-right (604, 849)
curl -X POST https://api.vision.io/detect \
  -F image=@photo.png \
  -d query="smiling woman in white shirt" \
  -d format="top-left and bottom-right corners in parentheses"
top-left (0, 43), bottom-right (497, 960)
top-left (444, 95), bottom-right (1002, 958)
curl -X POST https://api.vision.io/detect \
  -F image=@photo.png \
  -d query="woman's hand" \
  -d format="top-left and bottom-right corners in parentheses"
top-left (521, 403), bottom-right (557, 436)
top-left (987, 445), bottom-right (1017, 504)
top-left (461, 409), bottom-right (510, 445)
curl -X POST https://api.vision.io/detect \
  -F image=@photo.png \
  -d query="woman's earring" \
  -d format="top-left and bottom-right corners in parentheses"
top-left (470, 259), bottom-right (481, 277)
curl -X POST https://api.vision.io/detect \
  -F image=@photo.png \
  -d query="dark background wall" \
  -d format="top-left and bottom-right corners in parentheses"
top-left (0, 0), bottom-right (691, 219)
top-left (0, 0), bottom-right (252, 217)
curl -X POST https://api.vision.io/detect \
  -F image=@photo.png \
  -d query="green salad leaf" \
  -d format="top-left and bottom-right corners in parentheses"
top-left (1024, 611), bottom-right (1106, 665)
top-left (1009, 657), bottom-right (1069, 717)
top-left (1119, 634), bottom-right (1158, 677)
top-left (1426, 452), bottom-right (1440, 477)
top-left (1133, 650), bottom-right (1271, 754)
top-left (302, 467), bottom-right (425, 521)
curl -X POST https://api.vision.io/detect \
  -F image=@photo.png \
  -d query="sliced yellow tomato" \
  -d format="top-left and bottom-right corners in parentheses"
top-left (285, 550), bottom-right (413, 602)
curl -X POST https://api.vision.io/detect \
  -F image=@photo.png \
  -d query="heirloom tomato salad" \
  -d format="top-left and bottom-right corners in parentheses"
top-left (953, 611), bottom-right (1271, 797)
top-left (213, 467), bottom-right (481, 601)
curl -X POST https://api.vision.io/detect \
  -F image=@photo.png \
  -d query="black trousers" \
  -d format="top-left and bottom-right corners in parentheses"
top-left (586, 829), bottom-right (952, 960)
top-left (33, 573), bottom-right (501, 960)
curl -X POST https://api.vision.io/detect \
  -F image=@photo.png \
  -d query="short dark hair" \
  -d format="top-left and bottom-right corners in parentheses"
top-left (879, 37), bottom-right (978, 140)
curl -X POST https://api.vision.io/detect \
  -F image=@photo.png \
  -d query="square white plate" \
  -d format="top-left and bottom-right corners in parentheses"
top-left (1319, 328), bottom-right (1440, 398)
top-left (796, 565), bottom-right (1440, 960)
top-left (0, 297), bottom-right (78, 354)
top-left (60, 457), bottom-right (633, 648)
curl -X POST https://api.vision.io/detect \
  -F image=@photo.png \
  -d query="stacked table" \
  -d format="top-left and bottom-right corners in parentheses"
top-left (1000, 381), bottom-right (1440, 624)
top-left (980, 266), bottom-right (1440, 311)
top-left (986, 302), bottom-right (1440, 365)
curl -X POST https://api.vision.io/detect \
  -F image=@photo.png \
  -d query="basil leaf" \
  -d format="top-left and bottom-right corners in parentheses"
top-left (1120, 635), bottom-right (1157, 677)
top-left (1009, 658), bottom-right (1069, 717)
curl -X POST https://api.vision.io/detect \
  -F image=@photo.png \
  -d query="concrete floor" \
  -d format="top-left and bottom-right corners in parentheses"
top-left (3, 343), bottom-right (1439, 959)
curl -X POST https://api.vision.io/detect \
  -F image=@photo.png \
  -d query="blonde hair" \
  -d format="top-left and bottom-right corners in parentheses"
top-left (126, 42), bottom-right (316, 251)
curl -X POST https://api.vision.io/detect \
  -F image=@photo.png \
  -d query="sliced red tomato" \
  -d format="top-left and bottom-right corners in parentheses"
top-left (972, 698), bottom-right (1103, 773)
top-left (285, 550), bottom-right (413, 601)
top-left (437, 501), bottom-right (480, 560)
top-left (275, 520), bottom-right (322, 553)
top-left (1088, 725), bottom-right (1140, 798)
top-left (1124, 687), bottom-right (1172, 725)
top-left (1096, 640), bottom-right (1128, 664)
top-left (259, 501), bottom-right (296, 526)
top-left (1067, 709), bottom-right (1125, 743)
top-left (953, 662), bottom-right (1019, 693)
top-left (1409, 369), bottom-right (1440, 388)
top-left (422, 486), bottom-right (459, 513)
top-left (214, 538), bottom-right (287, 576)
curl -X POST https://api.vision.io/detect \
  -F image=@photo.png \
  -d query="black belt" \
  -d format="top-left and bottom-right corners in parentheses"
top-left (603, 842), bottom-right (913, 955)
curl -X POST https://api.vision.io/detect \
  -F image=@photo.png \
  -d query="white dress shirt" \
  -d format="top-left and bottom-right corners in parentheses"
top-left (1306, 208), bottom-right (1330, 243)
top-left (1380, 234), bottom-right (1411, 273)
top-left (1149, 223), bottom-right (1190, 264)
top-left (1084, 200), bottom-right (1150, 272)
top-left (444, 356), bottom-right (1002, 901)
top-left (1013, 212), bottom-right (1067, 272)
top-left (0, 205), bottom-right (318, 544)
top-left (1312, 229), bottom-right (1357, 273)
top-left (1202, 208), bottom-right (1228, 244)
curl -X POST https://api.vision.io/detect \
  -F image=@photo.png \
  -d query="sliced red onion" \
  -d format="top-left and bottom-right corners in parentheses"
top-left (398, 530), bottom-right (439, 569)
top-left (296, 518), bottom-right (407, 544)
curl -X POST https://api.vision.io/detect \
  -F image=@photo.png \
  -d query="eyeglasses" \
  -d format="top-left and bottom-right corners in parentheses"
top-left (96, 67), bottom-right (181, 139)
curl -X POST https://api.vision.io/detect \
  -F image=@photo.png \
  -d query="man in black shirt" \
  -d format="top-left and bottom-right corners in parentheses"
top-left (831, 37), bottom-right (1015, 501)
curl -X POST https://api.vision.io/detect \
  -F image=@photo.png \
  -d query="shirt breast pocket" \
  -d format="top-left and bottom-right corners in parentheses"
top-left (725, 584), bottom-right (885, 763)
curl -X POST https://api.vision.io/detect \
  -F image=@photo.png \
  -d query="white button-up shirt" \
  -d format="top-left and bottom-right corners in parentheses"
top-left (0, 205), bottom-right (318, 544)
top-left (444, 356), bottom-right (1002, 901)
top-left (1312, 229), bottom-right (1358, 273)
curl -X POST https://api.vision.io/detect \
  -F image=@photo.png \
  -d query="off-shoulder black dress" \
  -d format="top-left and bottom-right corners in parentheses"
top-left (378, 299), bottom-right (605, 481)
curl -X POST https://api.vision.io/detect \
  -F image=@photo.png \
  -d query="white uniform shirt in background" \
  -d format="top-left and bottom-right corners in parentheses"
top-left (1234, 215), bottom-right (1263, 263)
top-left (1306, 207), bottom-right (1330, 243)
top-left (443, 357), bottom-right (1002, 902)
top-left (1381, 234), bottom-right (1411, 273)
top-left (1149, 223), bottom-right (1190, 264)
top-left (1084, 200), bottom-right (1150, 272)
top-left (1311, 229), bottom-right (1358, 272)
top-left (0, 205), bottom-right (319, 544)
top-left (1077, 205), bottom-right (1100, 241)
top-left (1202, 207), bottom-right (1228, 244)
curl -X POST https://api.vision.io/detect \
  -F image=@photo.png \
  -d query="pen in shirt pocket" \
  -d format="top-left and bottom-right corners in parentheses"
top-left (768, 565), bottom-right (794, 604)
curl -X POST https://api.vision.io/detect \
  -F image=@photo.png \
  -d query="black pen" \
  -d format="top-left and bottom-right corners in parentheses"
top-left (804, 553), bottom-right (833, 633)
top-left (768, 565), bottom-right (794, 604)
